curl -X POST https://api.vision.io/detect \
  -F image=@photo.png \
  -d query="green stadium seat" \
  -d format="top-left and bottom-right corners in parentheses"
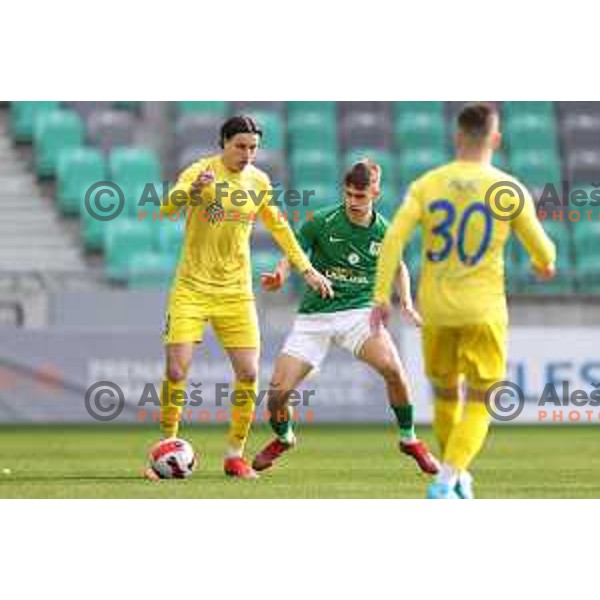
top-left (287, 110), bottom-right (337, 152)
top-left (394, 109), bottom-right (445, 149)
top-left (109, 148), bottom-right (161, 188)
top-left (80, 182), bottom-right (144, 251)
top-left (575, 252), bottom-right (600, 293)
top-left (398, 148), bottom-right (450, 185)
top-left (10, 101), bottom-right (61, 142)
top-left (33, 110), bottom-right (84, 177)
top-left (572, 219), bottom-right (600, 252)
top-left (503, 101), bottom-right (555, 119)
top-left (127, 251), bottom-right (177, 289)
top-left (510, 149), bottom-right (561, 188)
top-left (56, 148), bottom-right (106, 215)
top-left (105, 218), bottom-right (155, 281)
top-left (287, 101), bottom-right (336, 118)
top-left (394, 101), bottom-right (444, 116)
top-left (122, 180), bottom-right (165, 217)
top-left (377, 183), bottom-right (402, 220)
top-left (246, 111), bottom-right (285, 151)
top-left (505, 113), bottom-right (558, 152)
top-left (290, 149), bottom-right (338, 185)
top-left (176, 101), bottom-right (228, 116)
top-left (114, 101), bottom-right (141, 111)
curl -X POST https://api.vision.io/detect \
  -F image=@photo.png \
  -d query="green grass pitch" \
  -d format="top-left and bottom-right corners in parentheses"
top-left (0, 424), bottom-right (598, 498)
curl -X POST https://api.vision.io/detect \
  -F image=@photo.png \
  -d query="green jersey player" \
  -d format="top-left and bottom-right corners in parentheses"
top-left (252, 161), bottom-right (439, 475)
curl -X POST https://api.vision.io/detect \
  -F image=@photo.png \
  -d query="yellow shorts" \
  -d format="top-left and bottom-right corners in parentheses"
top-left (422, 322), bottom-right (507, 391)
top-left (163, 285), bottom-right (259, 348)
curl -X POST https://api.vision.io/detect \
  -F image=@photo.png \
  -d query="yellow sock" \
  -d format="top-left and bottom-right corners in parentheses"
top-left (433, 398), bottom-right (463, 455)
top-left (226, 380), bottom-right (257, 457)
top-left (444, 401), bottom-right (491, 471)
top-left (159, 377), bottom-right (187, 439)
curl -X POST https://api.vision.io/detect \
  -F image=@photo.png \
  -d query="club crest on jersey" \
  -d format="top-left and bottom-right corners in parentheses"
top-left (348, 252), bottom-right (360, 265)
top-left (206, 196), bottom-right (225, 224)
top-left (369, 241), bottom-right (381, 256)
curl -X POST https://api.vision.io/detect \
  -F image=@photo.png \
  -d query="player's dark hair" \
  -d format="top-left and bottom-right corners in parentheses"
top-left (344, 162), bottom-right (372, 190)
top-left (220, 115), bottom-right (263, 148)
top-left (457, 102), bottom-right (498, 141)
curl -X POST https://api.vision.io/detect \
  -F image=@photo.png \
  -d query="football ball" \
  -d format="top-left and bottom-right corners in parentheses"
top-left (149, 438), bottom-right (197, 479)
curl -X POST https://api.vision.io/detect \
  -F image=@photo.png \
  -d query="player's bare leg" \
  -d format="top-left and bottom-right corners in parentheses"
top-left (357, 329), bottom-right (439, 475)
top-left (144, 342), bottom-right (194, 481)
top-left (223, 347), bottom-right (261, 479)
top-left (252, 353), bottom-right (313, 472)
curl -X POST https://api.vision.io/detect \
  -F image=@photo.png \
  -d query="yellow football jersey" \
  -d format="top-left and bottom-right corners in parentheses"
top-left (374, 160), bottom-right (556, 326)
top-left (160, 155), bottom-right (311, 299)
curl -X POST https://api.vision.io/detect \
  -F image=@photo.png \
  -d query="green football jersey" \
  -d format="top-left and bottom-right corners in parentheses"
top-left (297, 205), bottom-right (389, 314)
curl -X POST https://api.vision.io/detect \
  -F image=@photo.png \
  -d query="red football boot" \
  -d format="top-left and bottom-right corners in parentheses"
top-left (224, 456), bottom-right (259, 480)
top-left (252, 438), bottom-right (295, 472)
top-left (399, 439), bottom-right (440, 475)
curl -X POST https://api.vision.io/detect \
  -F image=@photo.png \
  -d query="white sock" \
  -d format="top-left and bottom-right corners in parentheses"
top-left (225, 448), bottom-right (243, 459)
top-left (437, 463), bottom-right (458, 487)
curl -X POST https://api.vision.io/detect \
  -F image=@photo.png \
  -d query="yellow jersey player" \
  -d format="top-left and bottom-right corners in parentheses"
top-left (147, 115), bottom-right (333, 480)
top-left (251, 160), bottom-right (439, 476)
top-left (372, 103), bottom-right (556, 499)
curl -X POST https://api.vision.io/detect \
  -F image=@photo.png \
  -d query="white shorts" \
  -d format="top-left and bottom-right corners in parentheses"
top-left (281, 308), bottom-right (373, 369)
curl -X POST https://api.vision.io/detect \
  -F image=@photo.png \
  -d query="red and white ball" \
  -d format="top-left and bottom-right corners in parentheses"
top-left (149, 438), bottom-right (197, 479)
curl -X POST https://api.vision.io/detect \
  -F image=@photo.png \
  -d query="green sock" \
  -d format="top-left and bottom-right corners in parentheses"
top-left (270, 405), bottom-right (295, 443)
top-left (392, 405), bottom-right (416, 442)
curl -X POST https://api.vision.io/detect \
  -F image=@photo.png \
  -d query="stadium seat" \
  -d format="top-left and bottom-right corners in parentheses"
top-left (232, 101), bottom-right (286, 115)
top-left (56, 147), bottom-right (106, 215)
top-left (340, 111), bottom-right (392, 151)
top-left (398, 148), bottom-right (450, 185)
top-left (127, 251), bottom-right (177, 289)
top-left (505, 113), bottom-right (558, 152)
top-left (376, 182), bottom-right (401, 220)
top-left (175, 113), bottom-right (223, 154)
top-left (105, 218), bottom-right (155, 281)
top-left (10, 101), bottom-right (61, 142)
top-left (339, 102), bottom-right (392, 117)
top-left (109, 147), bottom-right (161, 188)
top-left (565, 149), bottom-right (600, 185)
top-left (396, 101), bottom-right (445, 115)
top-left (290, 149), bottom-right (338, 185)
top-left (33, 110), bottom-right (84, 177)
top-left (113, 100), bottom-right (141, 111)
top-left (503, 101), bottom-right (555, 119)
top-left (394, 105), bottom-right (446, 149)
top-left (287, 101), bottom-right (336, 118)
top-left (122, 181), bottom-right (166, 217)
top-left (254, 150), bottom-right (288, 187)
top-left (176, 101), bottom-right (228, 116)
top-left (177, 146), bottom-right (215, 170)
top-left (510, 149), bottom-right (561, 188)
top-left (562, 113), bottom-right (600, 151)
top-left (287, 109), bottom-right (337, 152)
top-left (87, 110), bottom-right (136, 153)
